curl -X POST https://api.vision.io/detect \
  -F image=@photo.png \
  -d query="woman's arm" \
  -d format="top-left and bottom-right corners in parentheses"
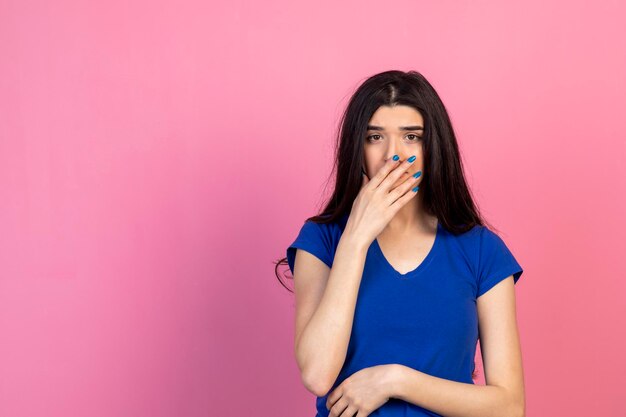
top-left (389, 366), bottom-right (522, 417)
top-left (388, 276), bottom-right (525, 417)
top-left (294, 232), bottom-right (369, 397)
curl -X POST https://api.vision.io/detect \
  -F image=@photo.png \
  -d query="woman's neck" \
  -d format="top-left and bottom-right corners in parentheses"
top-left (382, 196), bottom-right (437, 237)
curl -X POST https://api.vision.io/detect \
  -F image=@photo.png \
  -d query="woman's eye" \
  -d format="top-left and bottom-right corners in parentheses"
top-left (366, 134), bottom-right (421, 142)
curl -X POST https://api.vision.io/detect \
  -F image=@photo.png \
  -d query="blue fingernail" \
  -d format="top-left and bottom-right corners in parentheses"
top-left (392, 155), bottom-right (399, 161)
top-left (413, 171), bottom-right (422, 178)
top-left (408, 155), bottom-right (416, 163)
top-left (412, 186), bottom-right (419, 192)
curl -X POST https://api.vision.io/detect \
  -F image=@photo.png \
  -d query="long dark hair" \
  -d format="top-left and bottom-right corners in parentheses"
top-left (275, 70), bottom-right (499, 380)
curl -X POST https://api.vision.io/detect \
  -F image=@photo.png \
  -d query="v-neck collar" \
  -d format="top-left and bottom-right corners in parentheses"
top-left (372, 221), bottom-right (442, 279)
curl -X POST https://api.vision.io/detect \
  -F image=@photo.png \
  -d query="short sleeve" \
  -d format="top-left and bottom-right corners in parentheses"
top-left (476, 227), bottom-right (524, 298)
top-left (286, 220), bottom-right (334, 275)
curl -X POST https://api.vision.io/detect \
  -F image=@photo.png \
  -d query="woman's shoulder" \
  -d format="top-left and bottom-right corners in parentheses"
top-left (438, 222), bottom-right (488, 255)
top-left (293, 212), bottom-right (345, 237)
top-left (442, 222), bottom-right (512, 262)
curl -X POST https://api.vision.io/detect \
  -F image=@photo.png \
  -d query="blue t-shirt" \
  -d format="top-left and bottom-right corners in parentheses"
top-left (286, 213), bottom-right (523, 417)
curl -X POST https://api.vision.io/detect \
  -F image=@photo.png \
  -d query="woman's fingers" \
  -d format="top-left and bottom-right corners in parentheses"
top-left (377, 156), bottom-right (417, 194)
top-left (365, 156), bottom-right (401, 190)
top-left (388, 170), bottom-right (422, 207)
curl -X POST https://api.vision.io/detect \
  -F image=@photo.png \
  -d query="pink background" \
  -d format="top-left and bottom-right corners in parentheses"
top-left (1, 0), bottom-right (625, 416)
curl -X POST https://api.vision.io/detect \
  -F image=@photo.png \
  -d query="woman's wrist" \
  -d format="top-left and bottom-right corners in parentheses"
top-left (338, 231), bottom-right (370, 255)
top-left (385, 364), bottom-right (405, 399)
top-left (386, 364), bottom-right (421, 400)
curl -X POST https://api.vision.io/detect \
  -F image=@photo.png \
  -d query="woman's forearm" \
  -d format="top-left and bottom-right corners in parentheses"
top-left (296, 233), bottom-right (369, 397)
top-left (389, 365), bottom-right (524, 417)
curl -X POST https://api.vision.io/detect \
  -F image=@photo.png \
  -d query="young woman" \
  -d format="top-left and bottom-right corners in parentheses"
top-left (275, 70), bottom-right (525, 417)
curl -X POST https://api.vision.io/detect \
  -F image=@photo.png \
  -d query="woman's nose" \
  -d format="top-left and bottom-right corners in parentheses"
top-left (385, 145), bottom-right (399, 161)
top-left (387, 151), bottom-right (407, 162)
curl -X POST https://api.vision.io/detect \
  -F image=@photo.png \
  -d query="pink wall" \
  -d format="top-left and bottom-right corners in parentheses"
top-left (1, 0), bottom-right (625, 415)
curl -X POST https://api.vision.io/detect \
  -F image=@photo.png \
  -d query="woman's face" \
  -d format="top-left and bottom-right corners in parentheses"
top-left (363, 105), bottom-right (425, 190)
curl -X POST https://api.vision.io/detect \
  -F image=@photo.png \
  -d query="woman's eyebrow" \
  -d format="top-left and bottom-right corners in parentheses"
top-left (367, 125), bottom-right (424, 131)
